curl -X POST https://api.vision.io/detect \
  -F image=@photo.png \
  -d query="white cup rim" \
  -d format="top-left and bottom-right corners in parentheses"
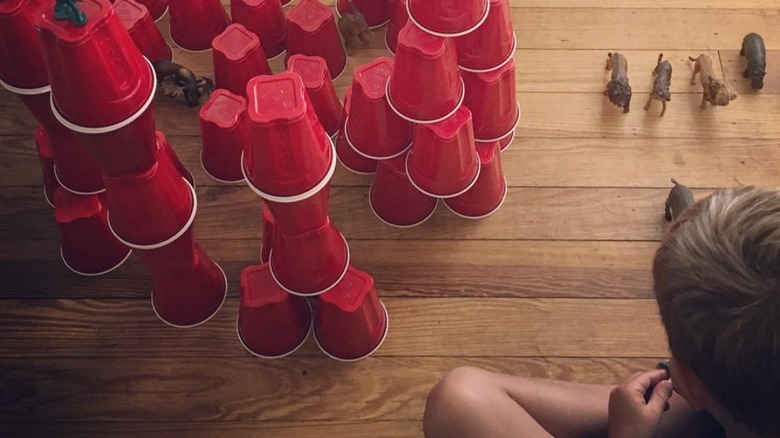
top-left (313, 300), bottom-right (390, 362)
top-left (458, 32), bottom-right (517, 74)
top-left (151, 262), bottom-right (229, 329)
top-left (386, 76), bottom-right (466, 125)
top-left (268, 232), bottom-right (351, 297)
top-left (473, 102), bottom-right (521, 143)
top-left (236, 300), bottom-right (313, 359)
top-left (406, 150), bottom-right (482, 199)
top-left (368, 184), bottom-right (438, 228)
top-left (343, 116), bottom-right (412, 161)
top-left (60, 245), bottom-right (133, 277)
top-left (0, 77), bottom-right (51, 95)
top-left (444, 176), bottom-right (508, 220)
top-left (406, 0), bottom-right (490, 38)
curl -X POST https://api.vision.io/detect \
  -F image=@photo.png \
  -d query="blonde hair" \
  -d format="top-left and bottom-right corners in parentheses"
top-left (653, 187), bottom-right (780, 435)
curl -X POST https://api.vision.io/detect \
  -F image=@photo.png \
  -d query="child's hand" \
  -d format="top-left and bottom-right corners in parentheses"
top-left (608, 369), bottom-right (673, 438)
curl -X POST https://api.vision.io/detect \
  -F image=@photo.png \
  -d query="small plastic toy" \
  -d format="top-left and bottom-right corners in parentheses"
top-left (689, 54), bottom-right (737, 109)
top-left (665, 178), bottom-right (695, 222)
top-left (604, 52), bottom-right (632, 113)
top-left (644, 53), bottom-right (672, 117)
top-left (337, 1), bottom-right (371, 56)
top-left (740, 33), bottom-right (766, 90)
top-left (55, 0), bottom-right (87, 26)
top-left (152, 60), bottom-right (214, 107)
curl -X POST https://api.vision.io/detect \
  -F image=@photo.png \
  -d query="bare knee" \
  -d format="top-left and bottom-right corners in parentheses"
top-left (423, 367), bottom-right (494, 438)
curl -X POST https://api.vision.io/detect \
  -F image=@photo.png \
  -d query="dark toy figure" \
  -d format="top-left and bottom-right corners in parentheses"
top-left (152, 60), bottom-right (214, 107)
top-left (689, 54), bottom-right (738, 109)
top-left (55, 0), bottom-right (87, 26)
top-left (644, 53), bottom-right (672, 117)
top-left (740, 33), bottom-right (766, 90)
top-left (337, 1), bottom-right (370, 56)
top-left (604, 52), bottom-right (632, 113)
top-left (665, 178), bottom-right (695, 222)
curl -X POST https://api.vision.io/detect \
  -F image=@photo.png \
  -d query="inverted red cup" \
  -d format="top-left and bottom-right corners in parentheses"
top-left (230, 0), bottom-right (287, 60)
top-left (200, 90), bottom-right (247, 184)
top-left (462, 58), bottom-right (520, 141)
top-left (54, 189), bottom-right (132, 276)
top-left (34, 128), bottom-right (59, 207)
top-left (314, 265), bottom-right (388, 361)
top-left (286, 0), bottom-right (347, 80)
top-left (407, 0), bottom-right (489, 37)
top-left (115, 0), bottom-right (172, 62)
top-left (0, 0), bottom-right (50, 91)
top-left (35, 0), bottom-right (154, 128)
top-left (384, 0), bottom-right (408, 54)
top-left (237, 264), bottom-right (312, 358)
top-left (477, 130), bottom-right (514, 153)
top-left (347, 57), bottom-right (412, 160)
top-left (282, 0), bottom-right (292, 5)
top-left (457, 0), bottom-right (514, 72)
top-left (407, 106), bottom-right (480, 198)
top-left (444, 140), bottom-right (507, 219)
top-left (244, 73), bottom-right (335, 200)
top-left (370, 151), bottom-right (437, 227)
top-left (336, 86), bottom-right (377, 175)
top-left (288, 54), bottom-right (343, 137)
top-left (111, 0), bottom-right (169, 21)
top-left (336, 0), bottom-right (390, 29)
top-left (168, 0), bottom-right (230, 52)
top-left (156, 131), bottom-right (195, 188)
top-left (104, 151), bottom-right (195, 247)
top-left (269, 218), bottom-right (350, 296)
top-left (387, 22), bottom-right (464, 124)
top-left (212, 24), bottom-right (272, 96)
top-left (265, 183), bottom-right (332, 237)
top-left (261, 205), bottom-right (276, 264)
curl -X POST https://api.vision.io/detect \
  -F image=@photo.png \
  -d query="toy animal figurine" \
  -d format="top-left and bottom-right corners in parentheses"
top-left (740, 33), bottom-right (766, 90)
top-left (644, 53), bottom-right (672, 117)
top-left (665, 178), bottom-right (695, 222)
top-left (689, 55), bottom-right (738, 109)
top-left (152, 60), bottom-right (214, 107)
top-left (54, 0), bottom-right (87, 26)
top-left (604, 52), bottom-right (632, 113)
top-left (337, 1), bottom-right (371, 56)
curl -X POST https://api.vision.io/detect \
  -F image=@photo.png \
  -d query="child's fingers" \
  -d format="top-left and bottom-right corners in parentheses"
top-left (647, 380), bottom-right (674, 415)
top-left (627, 369), bottom-right (670, 393)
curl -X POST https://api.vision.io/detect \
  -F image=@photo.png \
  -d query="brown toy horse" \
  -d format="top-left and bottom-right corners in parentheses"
top-left (605, 52), bottom-right (632, 113)
top-left (338, 1), bottom-right (371, 56)
top-left (689, 54), bottom-right (737, 109)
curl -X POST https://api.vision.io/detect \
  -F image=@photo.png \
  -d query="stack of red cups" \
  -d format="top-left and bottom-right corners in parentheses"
top-left (35, 0), bottom-right (227, 327)
top-left (286, 0), bottom-right (347, 80)
top-left (0, 0), bottom-right (131, 276)
top-left (238, 72), bottom-right (388, 361)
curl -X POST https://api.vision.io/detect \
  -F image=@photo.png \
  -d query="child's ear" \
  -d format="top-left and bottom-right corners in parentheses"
top-left (670, 357), bottom-right (710, 411)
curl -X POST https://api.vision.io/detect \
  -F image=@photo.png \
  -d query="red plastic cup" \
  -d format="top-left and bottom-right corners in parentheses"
top-left (281, 0), bottom-right (292, 5)
top-left (0, 0), bottom-right (50, 91)
top-left (54, 189), bottom-right (132, 276)
top-left (336, 0), bottom-right (390, 29)
top-left (286, 0), bottom-right (347, 80)
top-left (199, 90), bottom-right (248, 184)
top-left (157, 131), bottom-right (195, 188)
top-left (462, 58), bottom-right (520, 141)
top-left (34, 128), bottom-right (60, 207)
top-left (212, 24), bottom-right (272, 96)
top-left (115, 0), bottom-right (172, 62)
top-left (288, 54), bottom-right (343, 137)
top-left (230, 0), bottom-right (287, 60)
top-left (477, 129), bottom-right (514, 153)
top-left (370, 151), bottom-right (437, 227)
top-left (35, 0), bottom-right (154, 128)
top-left (387, 22), bottom-right (464, 124)
top-left (264, 183), bottom-right (332, 237)
top-left (336, 86), bottom-right (377, 175)
top-left (244, 73), bottom-right (335, 201)
top-left (384, 0), bottom-right (408, 54)
top-left (346, 57), bottom-right (412, 160)
top-left (457, 0), bottom-right (515, 72)
top-left (261, 205), bottom-right (276, 264)
top-left (269, 218), bottom-right (350, 296)
top-left (407, 0), bottom-right (489, 37)
top-left (104, 151), bottom-right (195, 247)
top-left (314, 265), bottom-right (388, 361)
top-left (111, 0), bottom-right (169, 21)
top-left (237, 264), bottom-right (312, 358)
top-left (168, 0), bottom-right (230, 52)
top-left (444, 140), bottom-right (507, 219)
top-left (135, 227), bottom-right (228, 327)
top-left (407, 106), bottom-right (480, 198)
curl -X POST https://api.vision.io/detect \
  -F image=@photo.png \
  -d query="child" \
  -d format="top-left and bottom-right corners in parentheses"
top-left (424, 186), bottom-right (780, 438)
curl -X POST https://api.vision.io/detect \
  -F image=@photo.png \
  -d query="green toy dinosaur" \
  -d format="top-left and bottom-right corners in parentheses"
top-left (55, 0), bottom-right (87, 27)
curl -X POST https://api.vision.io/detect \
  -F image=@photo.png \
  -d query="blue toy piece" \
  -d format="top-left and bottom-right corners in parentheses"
top-left (54, 0), bottom-right (87, 27)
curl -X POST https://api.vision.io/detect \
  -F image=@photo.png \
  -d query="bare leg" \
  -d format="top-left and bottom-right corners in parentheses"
top-left (423, 367), bottom-right (724, 438)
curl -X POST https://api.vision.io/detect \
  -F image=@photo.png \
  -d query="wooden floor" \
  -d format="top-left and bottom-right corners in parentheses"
top-left (2, 0), bottom-right (780, 436)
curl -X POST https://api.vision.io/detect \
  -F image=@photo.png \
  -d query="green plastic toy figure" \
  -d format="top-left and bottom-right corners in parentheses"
top-left (55, 0), bottom-right (87, 27)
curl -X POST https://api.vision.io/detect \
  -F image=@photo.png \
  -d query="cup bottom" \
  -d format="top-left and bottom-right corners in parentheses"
top-left (474, 102), bottom-right (522, 143)
top-left (386, 77), bottom-right (466, 125)
top-left (313, 300), bottom-right (389, 362)
top-left (200, 151), bottom-right (246, 185)
top-left (405, 152), bottom-right (482, 199)
top-left (60, 245), bottom-right (133, 277)
top-left (268, 233), bottom-right (351, 297)
top-left (368, 186), bottom-right (438, 228)
top-left (444, 176), bottom-right (508, 220)
top-left (407, 0), bottom-right (490, 38)
top-left (236, 300), bottom-right (313, 359)
top-left (151, 262), bottom-right (229, 328)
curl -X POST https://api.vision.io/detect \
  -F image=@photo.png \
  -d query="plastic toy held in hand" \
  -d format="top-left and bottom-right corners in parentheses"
top-left (55, 0), bottom-right (88, 26)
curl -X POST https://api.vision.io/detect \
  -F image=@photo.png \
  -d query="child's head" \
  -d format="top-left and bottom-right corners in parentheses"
top-left (653, 186), bottom-right (780, 435)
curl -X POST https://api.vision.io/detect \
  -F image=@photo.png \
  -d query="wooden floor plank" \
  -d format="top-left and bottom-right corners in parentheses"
top-left (0, 298), bottom-right (668, 359)
top-left (0, 357), bottom-right (661, 423)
